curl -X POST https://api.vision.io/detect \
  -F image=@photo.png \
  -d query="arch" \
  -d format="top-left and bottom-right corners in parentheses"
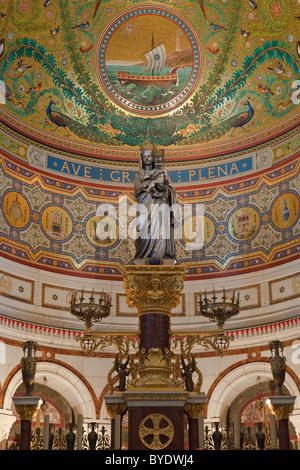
top-left (2, 359), bottom-right (97, 420)
top-left (206, 360), bottom-right (300, 424)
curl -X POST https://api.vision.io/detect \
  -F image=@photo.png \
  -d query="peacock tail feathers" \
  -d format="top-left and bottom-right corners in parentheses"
top-left (187, 105), bottom-right (253, 144)
top-left (188, 116), bottom-right (237, 143)
top-left (53, 112), bottom-right (118, 145)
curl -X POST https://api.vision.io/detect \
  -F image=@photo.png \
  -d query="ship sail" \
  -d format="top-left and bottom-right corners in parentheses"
top-left (144, 43), bottom-right (166, 73)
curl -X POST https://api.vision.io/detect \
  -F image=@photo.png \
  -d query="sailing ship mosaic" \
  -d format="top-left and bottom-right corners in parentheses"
top-left (96, 7), bottom-right (201, 114)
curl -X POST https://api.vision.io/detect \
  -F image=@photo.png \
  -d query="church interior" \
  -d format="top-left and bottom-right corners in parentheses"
top-left (0, 0), bottom-right (299, 452)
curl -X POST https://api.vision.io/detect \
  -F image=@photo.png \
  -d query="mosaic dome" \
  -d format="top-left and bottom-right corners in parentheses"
top-left (0, 0), bottom-right (299, 301)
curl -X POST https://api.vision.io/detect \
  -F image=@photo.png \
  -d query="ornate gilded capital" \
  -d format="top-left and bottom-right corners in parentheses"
top-left (15, 404), bottom-right (39, 421)
top-left (123, 265), bottom-right (185, 316)
top-left (105, 402), bottom-right (127, 419)
top-left (184, 402), bottom-right (206, 419)
top-left (271, 403), bottom-right (295, 420)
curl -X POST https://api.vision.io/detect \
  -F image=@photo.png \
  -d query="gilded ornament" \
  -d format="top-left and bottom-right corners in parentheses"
top-left (15, 404), bottom-right (39, 422)
top-left (123, 265), bottom-right (185, 316)
top-left (124, 391), bottom-right (189, 402)
top-left (184, 402), bottom-right (206, 419)
top-left (139, 413), bottom-right (174, 450)
top-left (127, 348), bottom-right (184, 390)
top-left (105, 402), bottom-right (127, 419)
top-left (271, 403), bottom-right (294, 421)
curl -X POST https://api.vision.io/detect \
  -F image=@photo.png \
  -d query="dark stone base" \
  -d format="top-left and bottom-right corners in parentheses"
top-left (127, 404), bottom-right (185, 450)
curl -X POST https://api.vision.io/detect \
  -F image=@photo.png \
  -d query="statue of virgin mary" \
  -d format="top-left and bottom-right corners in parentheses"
top-left (133, 142), bottom-right (178, 263)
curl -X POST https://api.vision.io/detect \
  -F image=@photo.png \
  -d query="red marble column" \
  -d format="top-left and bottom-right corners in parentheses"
top-left (269, 395), bottom-right (296, 450)
top-left (122, 265), bottom-right (187, 450)
top-left (13, 396), bottom-right (40, 450)
top-left (19, 419), bottom-right (32, 450)
top-left (278, 419), bottom-right (291, 450)
top-left (139, 313), bottom-right (170, 353)
top-left (184, 398), bottom-right (207, 451)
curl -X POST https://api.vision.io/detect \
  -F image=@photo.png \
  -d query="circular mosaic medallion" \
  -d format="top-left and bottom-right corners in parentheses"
top-left (85, 214), bottom-right (119, 247)
top-left (96, 6), bottom-right (202, 115)
top-left (271, 192), bottom-right (299, 230)
top-left (41, 206), bottom-right (73, 240)
top-left (2, 191), bottom-right (31, 229)
top-left (228, 206), bottom-right (260, 241)
top-left (182, 214), bottom-right (215, 249)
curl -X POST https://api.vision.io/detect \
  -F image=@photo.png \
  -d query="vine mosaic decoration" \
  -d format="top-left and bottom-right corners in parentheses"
top-left (0, 0), bottom-right (299, 151)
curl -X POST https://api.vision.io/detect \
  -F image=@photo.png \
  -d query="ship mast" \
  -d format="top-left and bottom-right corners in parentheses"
top-left (144, 35), bottom-right (165, 77)
top-left (151, 34), bottom-right (154, 77)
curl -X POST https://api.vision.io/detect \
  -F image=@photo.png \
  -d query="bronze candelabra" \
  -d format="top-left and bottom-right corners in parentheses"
top-left (70, 289), bottom-right (111, 327)
top-left (70, 289), bottom-right (112, 354)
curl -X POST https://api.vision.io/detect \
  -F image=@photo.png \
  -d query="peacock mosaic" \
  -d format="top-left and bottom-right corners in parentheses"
top-left (0, 0), bottom-right (298, 156)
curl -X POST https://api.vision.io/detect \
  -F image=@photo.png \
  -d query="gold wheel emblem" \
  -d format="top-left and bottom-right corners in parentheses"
top-left (139, 413), bottom-right (174, 450)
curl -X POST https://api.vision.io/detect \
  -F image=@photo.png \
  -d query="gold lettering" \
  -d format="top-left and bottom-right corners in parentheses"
top-left (230, 162), bottom-right (239, 175)
top-left (84, 166), bottom-right (92, 178)
top-left (111, 171), bottom-right (121, 182)
top-left (189, 170), bottom-right (196, 181)
top-left (71, 163), bottom-right (82, 176)
top-left (61, 161), bottom-right (70, 173)
top-left (199, 169), bottom-right (207, 180)
top-left (217, 165), bottom-right (228, 177)
top-left (208, 167), bottom-right (216, 178)
top-left (123, 171), bottom-right (131, 183)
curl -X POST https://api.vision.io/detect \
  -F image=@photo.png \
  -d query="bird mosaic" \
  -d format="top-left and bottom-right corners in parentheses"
top-left (230, 101), bottom-right (254, 135)
top-left (49, 26), bottom-right (59, 36)
top-left (72, 21), bottom-right (89, 31)
top-left (46, 99), bottom-right (70, 136)
top-left (0, 0), bottom-right (298, 150)
top-left (268, 62), bottom-right (286, 76)
top-left (14, 60), bottom-right (32, 75)
top-left (210, 22), bottom-right (227, 32)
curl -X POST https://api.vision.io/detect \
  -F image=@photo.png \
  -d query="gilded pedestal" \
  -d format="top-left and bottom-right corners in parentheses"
top-left (123, 264), bottom-right (185, 390)
top-left (116, 265), bottom-right (204, 449)
top-left (104, 264), bottom-right (208, 450)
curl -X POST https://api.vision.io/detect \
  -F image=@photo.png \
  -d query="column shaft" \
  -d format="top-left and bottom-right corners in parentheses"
top-left (278, 419), bottom-right (290, 450)
top-left (139, 313), bottom-right (170, 352)
top-left (19, 420), bottom-right (32, 450)
top-left (188, 417), bottom-right (199, 450)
